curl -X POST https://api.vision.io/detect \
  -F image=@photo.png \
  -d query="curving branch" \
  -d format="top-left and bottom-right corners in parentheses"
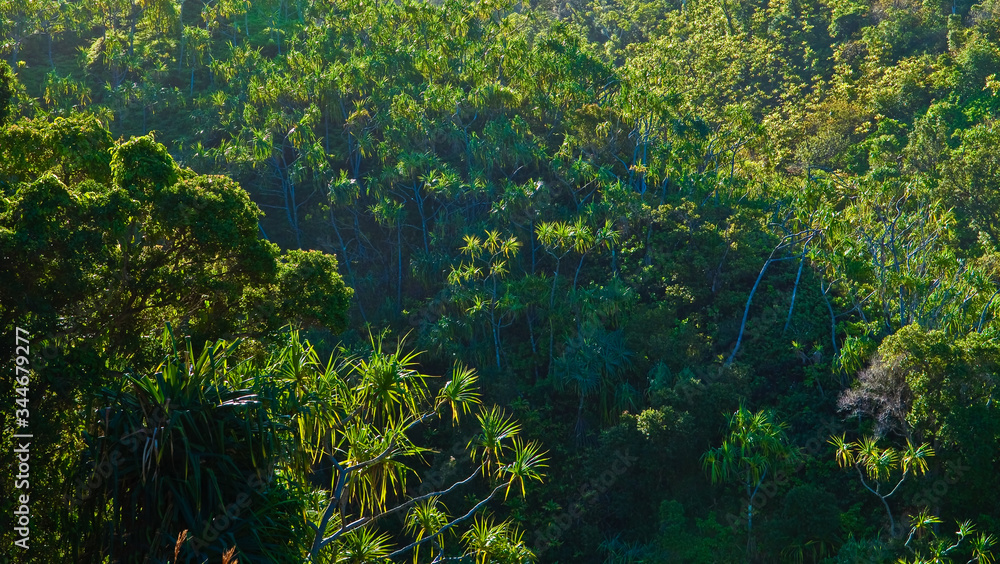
top-left (387, 480), bottom-right (512, 559)
top-left (726, 229), bottom-right (818, 366)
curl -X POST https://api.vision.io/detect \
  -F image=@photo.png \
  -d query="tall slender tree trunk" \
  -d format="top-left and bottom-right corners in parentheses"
top-left (396, 221), bottom-right (402, 310)
top-left (330, 209), bottom-right (368, 323)
top-left (527, 311), bottom-right (539, 382)
top-left (491, 276), bottom-right (501, 369)
top-left (530, 218), bottom-right (536, 273)
top-left (548, 260), bottom-right (561, 371)
top-left (572, 251), bottom-right (588, 293)
top-left (414, 183), bottom-right (429, 254)
top-left (783, 246), bottom-right (808, 334)
top-left (128, 0), bottom-right (138, 57)
top-left (275, 152), bottom-right (301, 248)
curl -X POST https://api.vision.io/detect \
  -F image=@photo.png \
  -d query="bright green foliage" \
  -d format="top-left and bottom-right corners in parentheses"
top-left (0, 115), bottom-right (352, 562)
top-left (79, 329), bottom-right (545, 563)
top-left (469, 406), bottom-right (523, 477)
top-left (111, 134), bottom-right (179, 197)
top-left (8, 0), bottom-right (1000, 561)
top-left (899, 513), bottom-right (996, 564)
top-left (461, 515), bottom-right (534, 564)
top-left (449, 230), bottom-right (522, 370)
top-left (703, 406), bottom-right (797, 554)
top-left (0, 114), bottom-right (114, 187)
top-left (942, 123), bottom-right (1000, 247)
top-left (703, 407), bottom-right (796, 487)
top-left (840, 326), bottom-right (1000, 519)
top-left (275, 250), bottom-right (352, 333)
top-left (404, 496), bottom-right (449, 563)
top-left (0, 117), bottom-right (350, 355)
top-left (264, 332), bottom-right (544, 563)
top-left (831, 434), bottom-right (934, 537)
top-left (876, 326), bottom-right (1000, 443)
top-left (0, 59), bottom-right (12, 125)
top-left (832, 436), bottom-right (933, 483)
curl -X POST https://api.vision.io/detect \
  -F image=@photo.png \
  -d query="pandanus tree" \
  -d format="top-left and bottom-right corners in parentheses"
top-left (801, 173), bottom-right (994, 346)
top-left (830, 434), bottom-right (934, 538)
top-left (702, 406), bottom-right (797, 557)
top-left (85, 329), bottom-right (545, 563)
top-left (263, 332), bottom-right (547, 563)
top-left (552, 323), bottom-right (633, 435)
top-left (79, 334), bottom-right (299, 563)
top-left (448, 230), bottom-right (522, 370)
top-left (536, 218), bottom-right (619, 373)
top-left (0, 0), bottom-right (53, 66)
top-left (897, 510), bottom-right (996, 564)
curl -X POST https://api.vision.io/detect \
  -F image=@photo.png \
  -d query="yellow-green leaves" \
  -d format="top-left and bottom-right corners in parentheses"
top-left (437, 362), bottom-right (481, 425)
top-left (469, 406), bottom-right (522, 475)
top-left (461, 515), bottom-right (533, 564)
top-left (110, 134), bottom-right (178, 199)
top-left (702, 405), bottom-right (796, 488)
top-left (500, 437), bottom-right (547, 499)
top-left (830, 434), bottom-right (934, 482)
top-left (404, 497), bottom-right (449, 563)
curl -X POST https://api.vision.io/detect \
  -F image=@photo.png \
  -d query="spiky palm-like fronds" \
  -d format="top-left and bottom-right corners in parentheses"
top-left (285, 329), bottom-right (545, 564)
top-left (829, 434), bottom-right (935, 537)
top-left (500, 438), bottom-right (548, 499)
top-left (469, 407), bottom-right (521, 476)
top-left (352, 331), bottom-right (430, 424)
top-left (83, 331), bottom-right (306, 563)
top-left (900, 514), bottom-right (996, 564)
top-left (437, 362), bottom-right (481, 425)
top-left (701, 405), bottom-right (796, 555)
top-left (403, 497), bottom-right (449, 563)
top-left (335, 528), bottom-right (392, 564)
top-left (702, 405), bottom-right (796, 487)
top-left (340, 417), bottom-right (429, 514)
top-left (461, 515), bottom-right (534, 564)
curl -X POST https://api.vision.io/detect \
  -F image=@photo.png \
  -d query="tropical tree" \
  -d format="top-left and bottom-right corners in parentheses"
top-left (271, 332), bottom-right (547, 562)
top-left (448, 230), bottom-right (522, 370)
top-left (0, 120), bottom-right (352, 356)
top-left (702, 405), bottom-right (797, 556)
top-left (81, 328), bottom-right (546, 563)
top-left (897, 511), bottom-right (996, 564)
top-left (0, 59), bottom-right (12, 125)
top-left (0, 115), bottom-right (353, 561)
top-left (78, 333), bottom-right (303, 563)
top-left (830, 434), bottom-right (934, 537)
top-left (0, 0), bottom-right (43, 66)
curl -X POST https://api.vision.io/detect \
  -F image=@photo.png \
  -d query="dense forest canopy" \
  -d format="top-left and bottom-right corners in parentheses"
top-left (3, 0), bottom-right (1000, 562)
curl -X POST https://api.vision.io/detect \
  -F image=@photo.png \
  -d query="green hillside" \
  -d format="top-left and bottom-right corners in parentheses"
top-left (2, 0), bottom-right (1000, 562)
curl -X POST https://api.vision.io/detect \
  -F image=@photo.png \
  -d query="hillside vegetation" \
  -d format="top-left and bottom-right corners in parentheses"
top-left (3, 0), bottom-right (1000, 562)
